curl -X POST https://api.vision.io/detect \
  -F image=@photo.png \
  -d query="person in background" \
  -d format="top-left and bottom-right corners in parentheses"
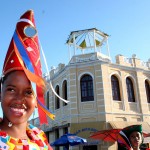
top-left (0, 9), bottom-right (54, 149)
top-left (117, 124), bottom-right (149, 150)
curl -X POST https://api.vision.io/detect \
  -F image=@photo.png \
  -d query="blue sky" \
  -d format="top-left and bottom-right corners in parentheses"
top-left (0, 0), bottom-right (150, 118)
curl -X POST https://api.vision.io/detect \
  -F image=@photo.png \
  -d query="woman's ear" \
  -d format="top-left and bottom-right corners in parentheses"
top-left (35, 98), bottom-right (38, 108)
top-left (141, 133), bottom-right (144, 144)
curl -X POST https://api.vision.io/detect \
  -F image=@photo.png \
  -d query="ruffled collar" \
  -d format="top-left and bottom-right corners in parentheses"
top-left (0, 124), bottom-right (50, 149)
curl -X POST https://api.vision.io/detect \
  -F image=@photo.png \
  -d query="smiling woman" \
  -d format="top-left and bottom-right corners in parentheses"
top-left (1, 71), bottom-right (36, 126)
top-left (0, 10), bottom-right (53, 149)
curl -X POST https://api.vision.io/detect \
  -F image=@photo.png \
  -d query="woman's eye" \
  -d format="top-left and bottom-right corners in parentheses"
top-left (25, 90), bottom-right (34, 96)
top-left (7, 88), bottom-right (15, 92)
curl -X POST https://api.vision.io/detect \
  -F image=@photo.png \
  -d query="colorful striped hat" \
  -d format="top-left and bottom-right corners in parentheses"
top-left (2, 10), bottom-right (55, 124)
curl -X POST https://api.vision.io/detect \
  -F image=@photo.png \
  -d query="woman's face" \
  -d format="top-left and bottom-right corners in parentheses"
top-left (1, 71), bottom-right (37, 125)
top-left (129, 131), bottom-right (142, 148)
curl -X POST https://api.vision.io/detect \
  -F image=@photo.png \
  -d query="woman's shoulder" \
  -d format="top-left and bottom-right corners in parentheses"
top-left (27, 124), bottom-right (52, 149)
top-left (27, 124), bottom-right (48, 141)
top-left (27, 123), bottom-right (41, 131)
top-left (27, 124), bottom-right (46, 137)
top-left (0, 130), bottom-right (7, 137)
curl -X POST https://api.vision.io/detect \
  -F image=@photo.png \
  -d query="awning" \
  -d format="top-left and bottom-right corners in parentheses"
top-left (109, 121), bottom-right (150, 133)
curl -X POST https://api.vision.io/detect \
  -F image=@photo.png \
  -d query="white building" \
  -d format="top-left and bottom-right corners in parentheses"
top-left (32, 28), bottom-right (150, 150)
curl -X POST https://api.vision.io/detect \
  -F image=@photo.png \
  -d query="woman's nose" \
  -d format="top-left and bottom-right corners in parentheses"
top-left (16, 92), bottom-right (25, 102)
top-left (134, 136), bottom-right (139, 140)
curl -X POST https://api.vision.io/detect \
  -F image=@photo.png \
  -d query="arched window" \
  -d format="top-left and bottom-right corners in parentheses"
top-left (55, 85), bottom-right (60, 109)
top-left (126, 77), bottom-right (135, 102)
top-left (80, 74), bottom-right (94, 102)
top-left (111, 75), bottom-right (121, 101)
top-left (46, 91), bottom-right (50, 109)
top-left (62, 80), bottom-right (68, 106)
top-left (145, 80), bottom-right (150, 103)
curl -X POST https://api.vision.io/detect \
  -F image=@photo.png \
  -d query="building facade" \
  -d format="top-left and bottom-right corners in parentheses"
top-left (33, 28), bottom-right (150, 150)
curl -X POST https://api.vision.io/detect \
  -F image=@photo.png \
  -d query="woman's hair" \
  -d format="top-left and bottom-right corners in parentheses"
top-left (1, 70), bottom-right (24, 84)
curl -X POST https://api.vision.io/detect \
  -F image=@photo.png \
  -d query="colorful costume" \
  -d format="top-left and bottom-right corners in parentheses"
top-left (0, 124), bottom-right (52, 150)
top-left (0, 9), bottom-right (53, 150)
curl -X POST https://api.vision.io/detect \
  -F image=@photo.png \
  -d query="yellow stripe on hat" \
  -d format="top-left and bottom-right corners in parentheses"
top-left (37, 103), bottom-right (55, 120)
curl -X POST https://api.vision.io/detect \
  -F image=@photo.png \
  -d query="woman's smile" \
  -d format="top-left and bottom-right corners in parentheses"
top-left (10, 107), bottom-right (26, 116)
